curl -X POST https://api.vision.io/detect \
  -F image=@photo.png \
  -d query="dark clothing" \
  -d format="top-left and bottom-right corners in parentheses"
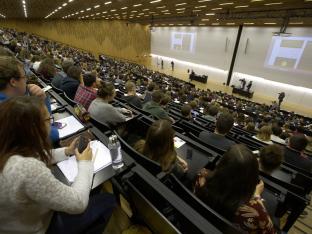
top-left (123, 95), bottom-right (142, 109)
top-left (47, 193), bottom-right (116, 234)
top-left (143, 91), bottom-right (153, 103)
top-left (52, 71), bottom-right (67, 89)
top-left (278, 92), bottom-right (285, 107)
top-left (284, 147), bottom-right (312, 173)
top-left (60, 76), bottom-right (80, 100)
top-left (143, 101), bottom-right (170, 120)
top-left (199, 131), bottom-right (236, 151)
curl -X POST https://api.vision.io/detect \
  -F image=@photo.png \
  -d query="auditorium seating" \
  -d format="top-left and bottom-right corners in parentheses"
top-left (2, 29), bottom-right (311, 232)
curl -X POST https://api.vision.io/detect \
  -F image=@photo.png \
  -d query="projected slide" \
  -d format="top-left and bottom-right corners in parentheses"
top-left (171, 32), bottom-right (196, 53)
top-left (265, 36), bottom-right (312, 74)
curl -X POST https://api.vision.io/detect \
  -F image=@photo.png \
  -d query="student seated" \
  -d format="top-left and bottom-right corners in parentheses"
top-left (259, 144), bottom-right (284, 175)
top-left (143, 90), bottom-right (172, 121)
top-left (203, 105), bottom-right (218, 122)
top-left (88, 81), bottom-right (131, 127)
top-left (74, 72), bottom-right (97, 110)
top-left (134, 120), bottom-right (188, 178)
top-left (284, 134), bottom-right (312, 173)
top-left (0, 96), bottom-right (116, 234)
top-left (123, 81), bottom-right (142, 109)
top-left (271, 124), bottom-right (285, 145)
top-left (60, 65), bottom-right (82, 100)
top-left (37, 58), bottom-right (56, 81)
top-left (143, 82), bottom-right (155, 103)
top-left (181, 104), bottom-right (192, 121)
top-left (0, 55), bottom-right (59, 143)
top-left (194, 145), bottom-right (275, 234)
top-left (199, 112), bottom-right (236, 151)
top-left (253, 125), bottom-right (273, 145)
top-left (52, 59), bottom-right (74, 89)
top-left (244, 121), bottom-right (256, 132)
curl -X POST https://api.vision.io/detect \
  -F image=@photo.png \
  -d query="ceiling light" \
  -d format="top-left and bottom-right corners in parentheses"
top-left (265, 2), bottom-right (283, 5)
top-left (176, 3), bottom-right (187, 6)
top-left (219, 2), bottom-right (234, 5)
top-left (150, 0), bottom-right (162, 3)
top-left (289, 22), bottom-right (303, 25)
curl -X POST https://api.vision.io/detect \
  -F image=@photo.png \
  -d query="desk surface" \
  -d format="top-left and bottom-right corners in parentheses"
top-left (176, 143), bottom-right (211, 179)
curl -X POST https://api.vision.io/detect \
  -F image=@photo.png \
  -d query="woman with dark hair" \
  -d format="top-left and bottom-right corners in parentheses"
top-left (194, 145), bottom-right (275, 233)
top-left (88, 81), bottom-right (131, 127)
top-left (134, 120), bottom-right (188, 176)
top-left (0, 96), bottom-right (116, 234)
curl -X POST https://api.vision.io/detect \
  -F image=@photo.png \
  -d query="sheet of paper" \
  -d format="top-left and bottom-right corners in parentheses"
top-left (56, 115), bottom-right (85, 139)
top-left (174, 137), bottom-right (186, 149)
top-left (57, 141), bottom-right (112, 183)
top-left (51, 103), bottom-right (60, 111)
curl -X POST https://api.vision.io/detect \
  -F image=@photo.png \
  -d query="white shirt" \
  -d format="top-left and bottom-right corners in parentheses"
top-left (0, 148), bottom-right (93, 234)
top-left (271, 135), bottom-right (286, 145)
top-left (252, 135), bottom-right (274, 145)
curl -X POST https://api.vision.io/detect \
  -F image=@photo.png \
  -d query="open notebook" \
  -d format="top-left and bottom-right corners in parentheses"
top-left (57, 141), bottom-right (112, 183)
top-left (56, 115), bottom-right (85, 139)
top-left (174, 137), bottom-right (186, 149)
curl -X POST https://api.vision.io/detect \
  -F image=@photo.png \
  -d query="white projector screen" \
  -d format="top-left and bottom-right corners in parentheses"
top-left (265, 36), bottom-right (312, 75)
top-left (234, 27), bottom-right (312, 89)
top-left (151, 27), bottom-right (238, 70)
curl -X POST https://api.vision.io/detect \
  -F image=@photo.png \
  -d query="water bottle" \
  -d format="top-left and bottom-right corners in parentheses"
top-left (108, 135), bottom-right (124, 170)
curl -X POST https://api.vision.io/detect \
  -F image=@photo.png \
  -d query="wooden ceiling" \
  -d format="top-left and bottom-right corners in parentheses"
top-left (0, 0), bottom-right (312, 26)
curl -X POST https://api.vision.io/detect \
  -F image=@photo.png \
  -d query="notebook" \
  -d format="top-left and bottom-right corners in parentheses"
top-left (51, 103), bottom-right (61, 111)
top-left (56, 115), bottom-right (85, 139)
top-left (57, 140), bottom-right (112, 183)
top-left (174, 137), bottom-right (186, 149)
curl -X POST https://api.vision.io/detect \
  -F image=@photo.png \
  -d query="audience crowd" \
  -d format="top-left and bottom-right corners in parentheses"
top-left (1, 28), bottom-right (312, 234)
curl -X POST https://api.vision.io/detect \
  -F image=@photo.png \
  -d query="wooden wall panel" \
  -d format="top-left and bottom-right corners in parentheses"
top-left (0, 20), bottom-right (151, 62)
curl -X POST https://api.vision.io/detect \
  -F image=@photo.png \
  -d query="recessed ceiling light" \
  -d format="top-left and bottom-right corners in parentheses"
top-left (176, 3), bottom-right (187, 6)
top-left (235, 5), bottom-right (249, 8)
top-left (265, 2), bottom-right (283, 5)
top-left (220, 2), bottom-right (234, 5)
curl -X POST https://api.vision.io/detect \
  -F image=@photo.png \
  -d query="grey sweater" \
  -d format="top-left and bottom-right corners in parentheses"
top-left (88, 98), bottom-right (127, 127)
top-left (0, 148), bottom-right (93, 234)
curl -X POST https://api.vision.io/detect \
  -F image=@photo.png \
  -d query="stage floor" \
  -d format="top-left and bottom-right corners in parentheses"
top-left (139, 57), bottom-right (312, 117)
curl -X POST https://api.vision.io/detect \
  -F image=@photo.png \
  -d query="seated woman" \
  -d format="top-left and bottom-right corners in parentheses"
top-left (194, 145), bottom-right (275, 234)
top-left (0, 96), bottom-right (116, 234)
top-left (88, 81), bottom-right (131, 127)
top-left (134, 120), bottom-right (188, 178)
top-left (253, 125), bottom-right (274, 145)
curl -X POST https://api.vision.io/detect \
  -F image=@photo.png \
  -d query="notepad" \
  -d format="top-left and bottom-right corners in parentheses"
top-left (56, 116), bottom-right (85, 139)
top-left (57, 141), bottom-right (112, 183)
top-left (51, 103), bottom-right (61, 111)
top-left (174, 137), bottom-right (186, 149)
